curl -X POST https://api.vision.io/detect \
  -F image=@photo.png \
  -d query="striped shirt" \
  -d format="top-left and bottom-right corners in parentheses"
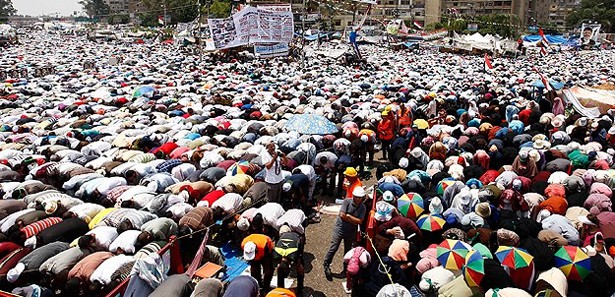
top-left (128, 153), bottom-right (156, 164)
top-left (275, 209), bottom-right (307, 235)
top-left (105, 186), bottom-right (132, 203)
top-left (101, 209), bottom-right (157, 228)
top-left (156, 159), bottom-right (183, 173)
top-left (21, 217), bottom-right (63, 238)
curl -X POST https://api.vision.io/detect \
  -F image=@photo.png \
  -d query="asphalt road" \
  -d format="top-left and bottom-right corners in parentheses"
top-left (302, 161), bottom-right (382, 297)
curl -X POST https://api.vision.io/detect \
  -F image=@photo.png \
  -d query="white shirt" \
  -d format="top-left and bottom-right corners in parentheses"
top-left (90, 255), bottom-right (134, 285)
top-left (211, 193), bottom-right (243, 213)
top-left (68, 203), bottom-right (105, 223)
top-left (261, 151), bottom-right (285, 184)
top-left (109, 230), bottom-right (141, 254)
top-left (256, 203), bottom-right (286, 227)
top-left (96, 177), bottom-right (127, 196)
top-left (295, 165), bottom-right (316, 181)
top-left (87, 226), bottom-right (118, 250)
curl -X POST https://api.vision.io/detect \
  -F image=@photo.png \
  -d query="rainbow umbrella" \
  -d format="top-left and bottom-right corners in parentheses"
top-left (554, 246), bottom-right (592, 281)
top-left (462, 250), bottom-right (485, 287)
top-left (437, 239), bottom-right (473, 270)
top-left (416, 214), bottom-right (446, 232)
top-left (397, 193), bottom-right (424, 218)
top-left (436, 178), bottom-right (457, 196)
top-left (495, 246), bottom-right (534, 269)
top-left (227, 160), bottom-right (248, 176)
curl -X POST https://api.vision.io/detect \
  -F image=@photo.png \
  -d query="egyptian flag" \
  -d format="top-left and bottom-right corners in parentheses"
top-left (539, 44), bottom-right (548, 57)
top-left (533, 67), bottom-right (553, 91)
top-left (484, 53), bottom-right (493, 71)
top-left (158, 15), bottom-right (164, 25)
top-left (538, 27), bottom-right (550, 47)
top-left (413, 21), bottom-right (423, 30)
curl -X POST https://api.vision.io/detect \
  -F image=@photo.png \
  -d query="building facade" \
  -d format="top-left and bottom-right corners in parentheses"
top-left (529, 0), bottom-right (580, 30)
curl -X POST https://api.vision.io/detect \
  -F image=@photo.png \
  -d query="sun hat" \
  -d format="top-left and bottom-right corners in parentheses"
top-left (243, 241), bottom-right (257, 261)
top-left (383, 191), bottom-right (395, 202)
top-left (344, 167), bottom-right (358, 177)
top-left (475, 202), bottom-right (492, 218)
top-left (352, 186), bottom-right (366, 198)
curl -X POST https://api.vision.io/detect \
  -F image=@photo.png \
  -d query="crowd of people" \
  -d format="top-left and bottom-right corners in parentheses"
top-left (0, 30), bottom-right (613, 297)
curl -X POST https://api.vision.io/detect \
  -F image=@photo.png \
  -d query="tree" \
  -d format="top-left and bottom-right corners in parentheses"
top-left (566, 0), bottom-right (615, 32)
top-left (79, 0), bottom-right (110, 19)
top-left (142, 0), bottom-right (200, 24)
top-left (208, 0), bottom-right (231, 18)
top-left (0, 0), bottom-right (16, 20)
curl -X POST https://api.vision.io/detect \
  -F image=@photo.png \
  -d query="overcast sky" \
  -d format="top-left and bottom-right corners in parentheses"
top-left (13, 0), bottom-right (82, 16)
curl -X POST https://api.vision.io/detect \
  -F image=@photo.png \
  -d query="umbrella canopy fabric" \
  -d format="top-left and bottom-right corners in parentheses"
top-left (437, 239), bottom-right (473, 270)
top-left (463, 249), bottom-right (485, 287)
top-left (133, 85), bottom-right (156, 98)
top-left (416, 214), bottom-right (446, 232)
top-left (227, 160), bottom-right (250, 176)
top-left (436, 179), bottom-right (457, 196)
top-left (397, 193), bottom-right (424, 218)
top-left (413, 119), bottom-right (429, 129)
top-left (284, 114), bottom-right (339, 135)
top-left (495, 246), bottom-right (534, 269)
top-left (554, 246), bottom-right (591, 281)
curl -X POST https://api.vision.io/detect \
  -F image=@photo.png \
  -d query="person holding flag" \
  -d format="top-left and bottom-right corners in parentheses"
top-left (484, 53), bottom-right (494, 72)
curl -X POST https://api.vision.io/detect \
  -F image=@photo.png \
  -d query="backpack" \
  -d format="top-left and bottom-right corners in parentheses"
top-left (347, 246), bottom-right (367, 276)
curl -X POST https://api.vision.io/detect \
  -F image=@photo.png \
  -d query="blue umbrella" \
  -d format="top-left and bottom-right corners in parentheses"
top-left (284, 114), bottom-right (339, 135)
top-left (531, 79), bottom-right (565, 90)
top-left (132, 85), bottom-right (156, 98)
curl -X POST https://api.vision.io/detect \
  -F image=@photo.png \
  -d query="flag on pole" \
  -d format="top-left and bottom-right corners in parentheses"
top-left (539, 45), bottom-right (548, 57)
top-left (158, 15), bottom-right (165, 25)
top-left (538, 27), bottom-right (550, 47)
top-left (413, 21), bottom-right (423, 30)
top-left (484, 53), bottom-right (493, 71)
top-left (533, 67), bottom-right (553, 92)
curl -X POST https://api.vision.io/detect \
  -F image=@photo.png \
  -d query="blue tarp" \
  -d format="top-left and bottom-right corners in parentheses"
top-left (220, 242), bottom-right (249, 282)
top-left (531, 79), bottom-right (566, 90)
top-left (523, 34), bottom-right (569, 44)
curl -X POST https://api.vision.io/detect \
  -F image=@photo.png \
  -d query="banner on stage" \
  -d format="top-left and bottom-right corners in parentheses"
top-left (208, 6), bottom-right (294, 49)
top-left (254, 43), bottom-right (289, 58)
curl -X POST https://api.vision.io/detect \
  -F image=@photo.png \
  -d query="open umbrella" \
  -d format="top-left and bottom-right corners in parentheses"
top-left (554, 245), bottom-right (591, 281)
top-left (397, 193), bottom-right (424, 218)
top-left (463, 250), bottom-right (485, 287)
top-left (227, 160), bottom-right (249, 176)
top-left (436, 178), bottom-right (456, 196)
top-left (437, 239), bottom-right (473, 270)
top-left (416, 214), bottom-right (446, 232)
top-left (284, 114), bottom-right (339, 135)
top-left (133, 85), bottom-right (156, 98)
top-left (495, 246), bottom-right (534, 269)
top-left (413, 119), bottom-right (429, 129)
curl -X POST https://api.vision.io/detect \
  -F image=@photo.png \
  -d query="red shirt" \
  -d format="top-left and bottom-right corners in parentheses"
top-left (200, 190), bottom-right (225, 207)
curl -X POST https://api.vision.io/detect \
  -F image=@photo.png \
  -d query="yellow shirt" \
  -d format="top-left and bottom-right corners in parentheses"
top-left (88, 208), bottom-right (116, 229)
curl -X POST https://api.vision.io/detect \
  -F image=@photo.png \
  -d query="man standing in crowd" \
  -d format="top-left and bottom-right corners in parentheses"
top-left (323, 186), bottom-right (367, 281)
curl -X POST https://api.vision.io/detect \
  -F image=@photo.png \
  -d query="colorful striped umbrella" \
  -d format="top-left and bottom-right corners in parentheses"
top-left (437, 239), bottom-right (473, 270)
top-left (495, 246), bottom-right (534, 269)
top-left (227, 160), bottom-right (249, 176)
top-left (554, 246), bottom-right (592, 281)
top-left (416, 214), bottom-right (446, 232)
top-left (397, 193), bottom-right (424, 218)
top-left (436, 178), bottom-right (457, 196)
top-left (462, 250), bottom-right (485, 287)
